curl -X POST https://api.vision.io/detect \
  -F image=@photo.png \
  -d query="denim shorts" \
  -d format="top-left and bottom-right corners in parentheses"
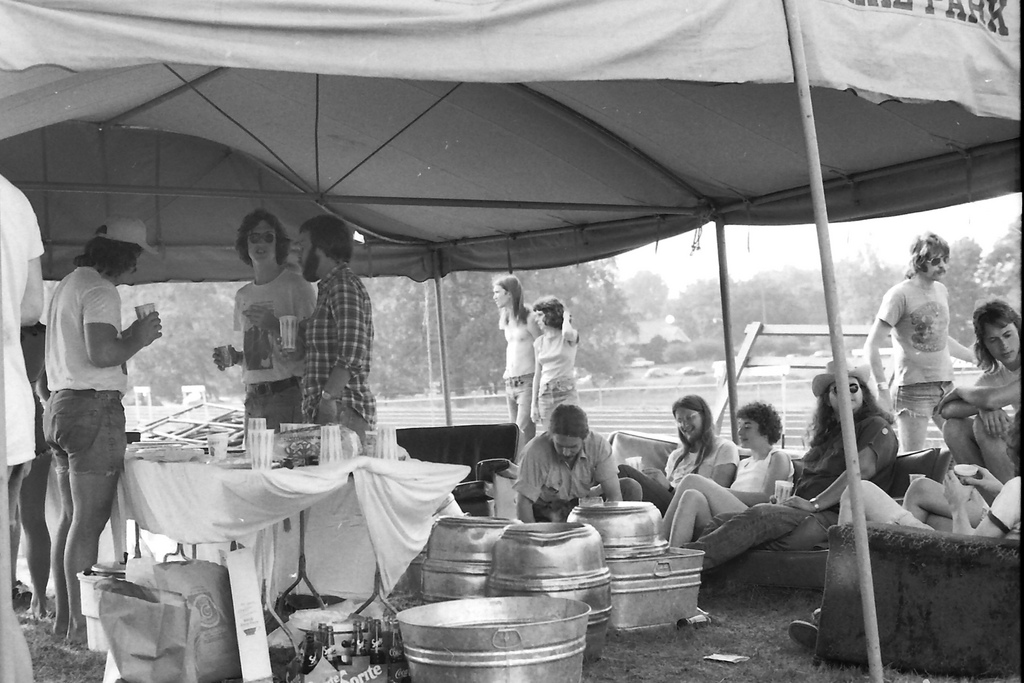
top-left (45, 390), bottom-right (127, 475)
top-left (894, 381), bottom-right (953, 419)
top-left (536, 377), bottom-right (578, 427)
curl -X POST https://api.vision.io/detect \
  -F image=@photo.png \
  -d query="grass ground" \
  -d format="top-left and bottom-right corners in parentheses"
top-left (18, 576), bottom-right (1020, 683)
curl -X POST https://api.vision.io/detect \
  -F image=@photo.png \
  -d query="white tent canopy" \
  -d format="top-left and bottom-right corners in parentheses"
top-left (0, 0), bottom-right (1018, 283)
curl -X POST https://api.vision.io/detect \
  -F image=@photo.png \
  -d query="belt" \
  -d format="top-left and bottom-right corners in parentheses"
top-left (504, 374), bottom-right (532, 388)
top-left (54, 389), bottom-right (122, 398)
top-left (247, 376), bottom-right (300, 397)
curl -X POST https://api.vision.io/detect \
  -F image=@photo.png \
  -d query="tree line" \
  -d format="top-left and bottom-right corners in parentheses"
top-left (121, 219), bottom-right (1020, 403)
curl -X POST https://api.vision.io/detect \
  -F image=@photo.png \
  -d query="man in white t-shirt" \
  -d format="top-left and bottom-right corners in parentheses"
top-left (45, 217), bottom-right (163, 643)
top-left (939, 300), bottom-right (1021, 483)
top-left (1, 172), bottom-right (44, 681)
top-left (212, 209), bottom-right (315, 431)
top-left (863, 232), bottom-right (975, 451)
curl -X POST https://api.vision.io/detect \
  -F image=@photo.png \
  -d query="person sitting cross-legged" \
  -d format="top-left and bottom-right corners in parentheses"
top-left (663, 401), bottom-right (793, 546)
top-left (679, 361), bottom-right (898, 571)
top-left (514, 404), bottom-right (642, 523)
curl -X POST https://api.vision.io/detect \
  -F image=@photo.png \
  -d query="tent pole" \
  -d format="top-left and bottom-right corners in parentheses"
top-left (432, 274), bottom-right (453, 426)
top-left (715, 218), bottom-right (739, 442)
top-left (781, 1), bottom-right (884, 681)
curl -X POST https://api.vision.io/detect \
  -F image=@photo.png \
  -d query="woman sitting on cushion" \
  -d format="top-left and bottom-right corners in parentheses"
top-left (618, 394), bottom-right (739, 516)
top-left (663, 401), bottom-right (794, 545)
top-left (839, 411), bottom-right (1020, 539)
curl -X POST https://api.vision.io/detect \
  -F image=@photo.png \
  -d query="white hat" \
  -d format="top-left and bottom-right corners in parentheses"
top-left (98, 216), bottom-right (158, 255)
top-left (811, 360), bottom-right (873, 398)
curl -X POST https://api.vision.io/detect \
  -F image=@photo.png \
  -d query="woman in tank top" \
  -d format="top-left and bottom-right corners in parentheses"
top-left (530, 296), bottom-right (579, 430)
top-left (663, 401), bottom-right (794, 545)
top-left (493, 275), bottom-right (541, 443)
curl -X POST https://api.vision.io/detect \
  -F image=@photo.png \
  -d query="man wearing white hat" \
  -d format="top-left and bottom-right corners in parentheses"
top-left (44, 216), bottom-right (162, 643)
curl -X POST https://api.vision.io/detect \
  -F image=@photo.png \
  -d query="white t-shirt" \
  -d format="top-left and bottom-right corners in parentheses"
top-left (1, 174), bottom-right (45, 465)
top-left (233, 269), bottom-right (316, 385)
top-left (876, 278), bottom-right (954, 386)
top-left (46, 267), bottom-right (127, 394)
top-left (534, 330), bottom-right (578, 387)
top-left (664, 438), bottom-right (740, 489)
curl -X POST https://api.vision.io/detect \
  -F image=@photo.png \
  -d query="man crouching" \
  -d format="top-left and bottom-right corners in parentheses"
top-left (514, 404), bottom-right (641, 522)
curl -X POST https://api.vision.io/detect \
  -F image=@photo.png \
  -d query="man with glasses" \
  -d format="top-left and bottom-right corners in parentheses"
top-left (863, 232), bottom-right (975, 451)
top-left (212, 209), bottom-right (315, 430)
top-left (514, 404), bottom-right (640, 523)
top-left (678, 362), bottom-right (898, 569)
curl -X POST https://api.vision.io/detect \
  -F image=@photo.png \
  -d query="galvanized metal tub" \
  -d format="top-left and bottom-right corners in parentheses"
top-left (485, 523), bottom-right (611, 661)
top-left (422, 516), bottom-right (519, 602)
top-left (567, 501), bottom-right (668, 559)
top-left (398, 596), bottom-right (590, 683)
top-left (606, 548), bottom-right (704, 630)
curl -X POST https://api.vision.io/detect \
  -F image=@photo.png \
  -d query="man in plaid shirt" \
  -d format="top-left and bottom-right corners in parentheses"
top-left (294, 215), bottom-right (375, 441)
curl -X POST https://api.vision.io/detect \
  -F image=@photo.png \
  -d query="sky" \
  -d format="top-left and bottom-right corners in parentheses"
top-left (614, 193), bottom-right (1022, 296)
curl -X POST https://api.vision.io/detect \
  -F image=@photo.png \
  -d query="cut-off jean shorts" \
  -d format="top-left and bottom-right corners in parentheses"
top-left (536, 376), bottom-right (578, 428)
top-left (893, 381), bottom-right (953, 419)
top-left (45, 389), bottom-right (127, 476)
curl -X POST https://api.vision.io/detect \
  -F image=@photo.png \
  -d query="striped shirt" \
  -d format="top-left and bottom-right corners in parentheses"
top-left (300, 263), bottom-right (376, 426)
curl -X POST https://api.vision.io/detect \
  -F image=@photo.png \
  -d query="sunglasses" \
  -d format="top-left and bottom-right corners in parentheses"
top-left (831, 383), bottom-right (861, 395)
top-left (925, 255), bottom-right (948, 267)
top-left (248, 231), bottom-right (276, 244)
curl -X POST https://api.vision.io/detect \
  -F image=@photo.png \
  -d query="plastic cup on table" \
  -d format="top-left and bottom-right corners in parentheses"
top-left (248, 429), bottom-right (274, 470)
top-left (248, 418), bottom-right (267, 434)
top-left (774, 480), bottom-right (794, 504)
top-left (207, 433), bottom-right (229, 461)
top-left (134, 303), bottom-right (156, 319)
top-left (320, 424), bottom-right (342, 464)
top-left (278, 315), bottom-right (298, 351)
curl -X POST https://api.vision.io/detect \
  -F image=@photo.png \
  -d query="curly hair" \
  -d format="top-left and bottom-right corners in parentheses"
top-left (299, 214), bottom-right (354, 263)
top-left (494, 274), bottom-right (530, 326)
top-left (235, 209), bottom-right (292, 266)
top-left (671, 394), bottom-right (717, 468)
top-left (905, 231), bottom-right (950, 279)
top-left (532, 296), bottom-right (564, 329)
top-left (806, 380), bottom-right (893, 449)
top-left (73, 236), bottom-right (142, 278)
top-left (972, 299), bottom-right (1021, 372)
top-left (736, 401), bottom-right (783, 445)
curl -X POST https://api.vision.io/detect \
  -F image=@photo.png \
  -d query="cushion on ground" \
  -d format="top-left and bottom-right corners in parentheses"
top-left (815, 522), bottom-right (1020, 677)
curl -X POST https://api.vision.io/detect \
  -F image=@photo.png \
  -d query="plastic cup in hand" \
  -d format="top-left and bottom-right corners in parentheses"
top-left (215, 345), bottom-right (232, 369)
top-left (320, 424), bottom-right (342, 464)
top-left (907, 473), bottom-right (927, 486)
top-left (207, 433), bottom-right (229, 461)
top-left (248, 429), bottom-right (274, 470)
top-left (625, 456), bottom-right (643, 470)
top-left (774, 480), bottom-right (794, 504)
top-left (279, 315), bottom-right (298, 351)
top-left (135, 303), bottom-right (156, 319)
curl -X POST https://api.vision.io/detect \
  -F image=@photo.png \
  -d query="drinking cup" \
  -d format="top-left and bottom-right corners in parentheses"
top-left (214, 345), bottom-right (233, 369)
top-left (207, 433), bottom-right (229, 461)
top-left (625, 456), bottom-right (643, 470)
top-left (248, 429), bottom-right (274, 470)
top-left (135, 303), bottom-right (156, 319)
top-left (774, 480), bottom-right (794, 503)
top-left (320, 424), bottom-right (342, 464)
top-left (279, 315), bottom-right (298, 351)
top-left (907, 473), bottom-right (927, 486)
top-left (248, 418), bottom-right (267, 434)
top-left (376, 425), bottom-right (398, 460)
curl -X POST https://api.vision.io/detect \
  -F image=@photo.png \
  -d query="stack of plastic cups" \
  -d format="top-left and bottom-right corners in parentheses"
top-left (248, 429), bottom-right (275, 470)
top-left (320, 424), bottom-right (342, 464)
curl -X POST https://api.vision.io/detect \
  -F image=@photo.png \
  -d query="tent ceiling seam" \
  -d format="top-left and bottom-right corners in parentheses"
top-left (100, 67), bottom-right (226, 127)
top-left (511, 83), bottom-right (714, 211)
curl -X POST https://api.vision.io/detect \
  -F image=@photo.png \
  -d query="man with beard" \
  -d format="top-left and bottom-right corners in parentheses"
top-left (863, 232), bottom-right (974, 451)
top-left (293, 215), bottom-right (375, 442)
top-left (211, 209), bottom-right (315, 431)
top-left (514, 404), bottom-right (639, 523)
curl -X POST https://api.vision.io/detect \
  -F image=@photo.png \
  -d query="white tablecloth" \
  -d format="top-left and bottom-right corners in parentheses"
top-left (120, 452), bottom-right (468, 598)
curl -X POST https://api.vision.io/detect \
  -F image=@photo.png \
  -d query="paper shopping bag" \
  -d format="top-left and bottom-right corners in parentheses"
top-left (97, 579), bottom-right (189, 683)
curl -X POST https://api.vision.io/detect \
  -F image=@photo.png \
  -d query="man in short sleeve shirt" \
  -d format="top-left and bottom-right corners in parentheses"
top-left (864, 232), bottom-right (974, 451)
top-left (514, 404), bottom-right (628, 522)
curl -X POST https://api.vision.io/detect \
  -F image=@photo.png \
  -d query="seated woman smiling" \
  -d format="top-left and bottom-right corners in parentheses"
top-left (663, 402), bottom-right (794, 545)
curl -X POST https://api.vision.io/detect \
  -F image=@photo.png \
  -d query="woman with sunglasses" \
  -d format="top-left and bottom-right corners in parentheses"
top-left (863, 231), bottom-right (975, 451)
top-left (676, 361), bottom-right (897, 569)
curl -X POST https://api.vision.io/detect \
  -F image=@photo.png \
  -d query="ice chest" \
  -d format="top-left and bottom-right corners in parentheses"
top-left (606, 548), bottom-right (703, 630)
top-left (78, 561), bottom-right (127, 652)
